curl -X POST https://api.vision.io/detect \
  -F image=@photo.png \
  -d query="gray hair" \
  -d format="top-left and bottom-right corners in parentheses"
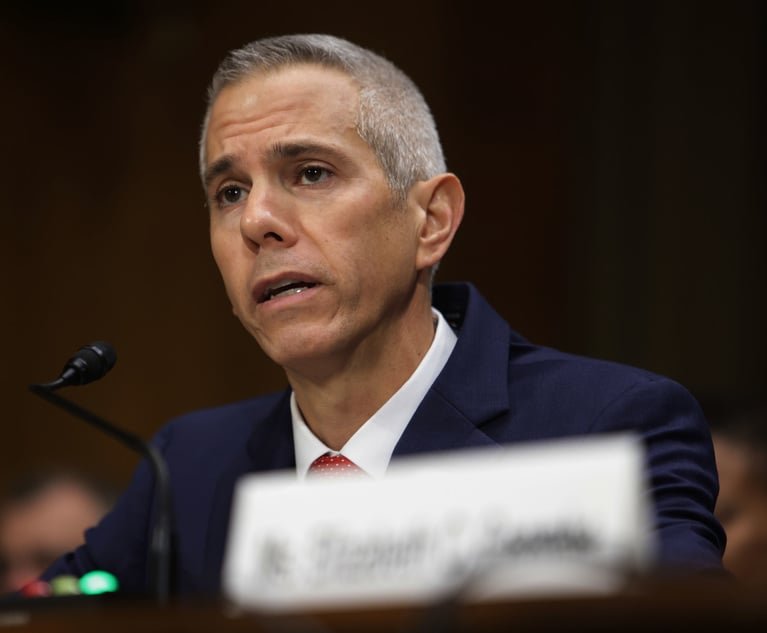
top-left (198, 34), bottom-right (446, 205)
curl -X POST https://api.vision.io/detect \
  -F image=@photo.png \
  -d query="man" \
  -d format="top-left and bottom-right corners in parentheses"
top-left (0, 470), bottom-right (114, 592)
top-left (37, 34), bottom-right (724, 596)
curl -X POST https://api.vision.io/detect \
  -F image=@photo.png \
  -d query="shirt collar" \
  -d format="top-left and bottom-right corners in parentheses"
top-left (292, 308), bottom-right (458, 479)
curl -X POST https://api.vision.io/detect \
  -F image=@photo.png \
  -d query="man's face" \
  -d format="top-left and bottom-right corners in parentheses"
top-left (205, 65), bottom-right (425, 375)
top-left (713, 434), bottom-right (767, 584)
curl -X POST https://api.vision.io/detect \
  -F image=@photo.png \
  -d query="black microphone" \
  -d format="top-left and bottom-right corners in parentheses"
top-left (29, 343), bottom-right (172, 606)
top-left (39, 341), bottom-right (117, 391)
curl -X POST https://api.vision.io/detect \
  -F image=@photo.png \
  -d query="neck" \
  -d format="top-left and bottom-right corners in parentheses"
top-left (287, 288), bottom-right (436, 451)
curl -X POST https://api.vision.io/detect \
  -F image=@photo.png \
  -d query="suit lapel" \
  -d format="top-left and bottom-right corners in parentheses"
top-left (393, 388), bottom-right (500, 456)
top-left (201, 392), bottom-right (294, 593)
top-left (395, 283), bottom-right (512, 457)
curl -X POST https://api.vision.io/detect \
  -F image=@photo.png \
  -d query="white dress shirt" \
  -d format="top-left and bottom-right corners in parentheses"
top-left (291, 308), bottom-right (458, 479)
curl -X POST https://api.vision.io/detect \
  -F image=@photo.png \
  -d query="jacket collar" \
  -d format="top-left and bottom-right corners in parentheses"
top-left (394, 282), bottom-right (512, 456)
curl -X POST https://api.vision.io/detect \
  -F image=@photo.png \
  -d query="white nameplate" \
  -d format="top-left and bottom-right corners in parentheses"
top-left (223, 433), bottom-right (654, 612)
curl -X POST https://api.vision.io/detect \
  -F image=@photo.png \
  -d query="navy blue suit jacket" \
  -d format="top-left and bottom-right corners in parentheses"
top-left (41, 282), bottom-right (725, 595)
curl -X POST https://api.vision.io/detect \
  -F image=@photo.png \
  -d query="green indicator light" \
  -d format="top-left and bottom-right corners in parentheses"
top-left (79, 570), bottom-right (119, 595)
top-left (50, 575), bottom-right (81, 596)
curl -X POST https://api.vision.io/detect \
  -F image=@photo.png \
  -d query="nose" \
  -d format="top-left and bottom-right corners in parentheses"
top-left (239, 184), bottom-right (297, 250)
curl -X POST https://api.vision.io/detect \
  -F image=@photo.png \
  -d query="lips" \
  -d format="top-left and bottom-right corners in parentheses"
top-left (256, 277), bottom-right (319, 304)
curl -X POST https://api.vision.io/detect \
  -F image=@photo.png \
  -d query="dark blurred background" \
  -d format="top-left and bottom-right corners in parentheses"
top-left (0, 0), bottom-right (764, 490)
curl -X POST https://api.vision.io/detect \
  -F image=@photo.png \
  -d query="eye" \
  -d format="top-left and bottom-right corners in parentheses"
top-left (214, 184), bottom-right (248, 208)
top-left (298, 166), bottom-right (331, 185)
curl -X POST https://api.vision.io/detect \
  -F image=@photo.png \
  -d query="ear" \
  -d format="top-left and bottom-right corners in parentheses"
top-left (411, 173), bottom-right (465, 273)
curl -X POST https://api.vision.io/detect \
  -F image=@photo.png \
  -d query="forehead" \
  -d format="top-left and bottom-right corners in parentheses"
top-left (205, 64), bottom-right (362, 160)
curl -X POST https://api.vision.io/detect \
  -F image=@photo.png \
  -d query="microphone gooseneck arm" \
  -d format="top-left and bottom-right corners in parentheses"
top-left (29, 344), bottom-right (171, 606)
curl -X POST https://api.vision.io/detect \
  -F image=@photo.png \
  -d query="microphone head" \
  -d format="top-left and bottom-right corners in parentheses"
top-left (60, 341), bottom-right (117, 386)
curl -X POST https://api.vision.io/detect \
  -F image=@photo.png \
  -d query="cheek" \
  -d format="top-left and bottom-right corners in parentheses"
top-left (211, 243), bottom-right (245, 305)
top-left (315, 216), bottom-right (394, 280)
top-left (357, 213), bottom-right (418, 270)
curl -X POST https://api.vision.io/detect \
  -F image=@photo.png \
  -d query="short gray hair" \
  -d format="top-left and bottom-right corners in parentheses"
top-left (199, 34), bottom-right (446, 205)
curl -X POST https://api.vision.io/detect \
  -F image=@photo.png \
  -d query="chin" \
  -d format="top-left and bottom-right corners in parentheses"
top-left (259, 333), bottom-right (339, 371)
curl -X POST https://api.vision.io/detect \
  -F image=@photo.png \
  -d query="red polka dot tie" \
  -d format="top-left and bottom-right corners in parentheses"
top-left (308, 452), bottom-right (366, 477)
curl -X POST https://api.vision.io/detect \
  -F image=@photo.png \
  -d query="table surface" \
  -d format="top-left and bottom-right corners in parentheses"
top-left (1, 575), bottom-right (765, 633)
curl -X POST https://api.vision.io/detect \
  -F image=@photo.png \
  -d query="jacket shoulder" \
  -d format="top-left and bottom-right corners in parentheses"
top-left (161, 391), bottom-right (287, 436)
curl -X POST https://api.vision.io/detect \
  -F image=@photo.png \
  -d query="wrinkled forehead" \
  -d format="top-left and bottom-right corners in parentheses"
top-left (202, 64), bottom-right (363, 170)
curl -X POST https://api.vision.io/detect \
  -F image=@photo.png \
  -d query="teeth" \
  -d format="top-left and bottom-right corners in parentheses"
top-left (277, 286), bottom-right (308, 298)
top-left (263, 280), bottom-right (316, 302)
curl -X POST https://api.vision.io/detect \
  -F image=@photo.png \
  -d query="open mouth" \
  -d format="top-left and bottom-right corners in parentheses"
top-left (258, 280), bottom-right (318, 304)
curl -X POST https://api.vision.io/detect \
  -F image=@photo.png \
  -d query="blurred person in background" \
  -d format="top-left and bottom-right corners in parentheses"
top-left (707, 403), bottom-right (767, 586)
top-left (0, 470), bottom-right (115, 592)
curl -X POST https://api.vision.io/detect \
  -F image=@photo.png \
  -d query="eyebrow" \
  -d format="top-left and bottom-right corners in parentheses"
top-left (203, 155), bottom-right (236, 189)
top-left (269, 141), bottom-right (350, 165)
top-left (203, 141), bottom-right (351, 189)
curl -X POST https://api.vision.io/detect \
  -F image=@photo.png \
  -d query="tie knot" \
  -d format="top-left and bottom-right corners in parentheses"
top-left (308, 453), bottom-right (366, 477)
